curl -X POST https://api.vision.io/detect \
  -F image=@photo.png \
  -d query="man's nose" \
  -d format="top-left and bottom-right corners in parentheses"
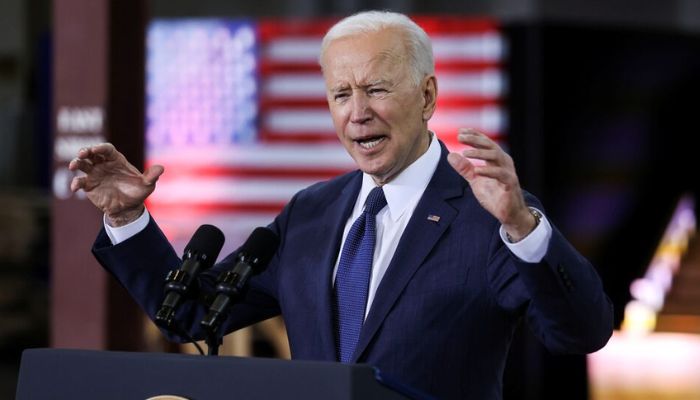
top-left (349, 93), bottom-right (372, 124)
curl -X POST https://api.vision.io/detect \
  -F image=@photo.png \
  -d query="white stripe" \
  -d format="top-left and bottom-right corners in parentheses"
top-left (264, 33), bottom-right (506, 63)
top-left (263, 73), bottom-right (326, 98)
top-left (148, 143), bottom-right (354, 169)
top-left (432, 33), bottom-right (505, 61)
top-left (265, 70), bottom-right (506, 98)
top-left (265, 38), bottom-right (323, 63)
top-left (437, 70), bottom-right (506, 97)
top-left (151, 177), bottom-right (320, 203)
top-left (264, 108), bottom-right (335, 133)
top-left (431, 106), bottom-right (506, 132)
top-left (264, 70), bottom-right (505, 99)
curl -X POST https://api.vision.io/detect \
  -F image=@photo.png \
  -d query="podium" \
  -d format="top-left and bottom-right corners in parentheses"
top-left (16, 348), bottom-right (429, 399)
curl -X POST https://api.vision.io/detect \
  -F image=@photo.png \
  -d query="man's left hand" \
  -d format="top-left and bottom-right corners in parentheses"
top-left (447, 128), bottom-right (536, 242)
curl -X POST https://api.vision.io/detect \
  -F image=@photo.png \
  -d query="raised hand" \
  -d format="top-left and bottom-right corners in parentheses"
top-left (68, 143), bottom-right (164, 226)
top-left (447, 128), bottom-right (536, 242)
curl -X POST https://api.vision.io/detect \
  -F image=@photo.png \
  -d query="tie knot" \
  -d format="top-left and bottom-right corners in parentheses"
top-left (364, 187), bottom-right (387, 216)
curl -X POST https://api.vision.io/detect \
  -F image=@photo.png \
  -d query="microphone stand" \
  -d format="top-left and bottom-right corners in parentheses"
top-left (206, 331), bottom-right (222, 356)
top-left (201, 268), bottom-right (247, 356)
top-left (197, 226), bottom-right (279, 356)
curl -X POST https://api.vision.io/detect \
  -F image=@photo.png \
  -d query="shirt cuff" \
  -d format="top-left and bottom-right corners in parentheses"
top-left (499, 208), bottom-right (552, 263)
top-left (104, 208), bottom-right (150, 245)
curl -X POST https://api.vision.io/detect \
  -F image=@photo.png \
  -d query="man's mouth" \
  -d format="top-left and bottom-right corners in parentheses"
top-left (356, 136), bottom-right (386, 149)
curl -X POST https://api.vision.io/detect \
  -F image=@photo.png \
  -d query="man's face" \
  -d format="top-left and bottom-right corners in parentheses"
top-left (321, 28), bottom-right (436, 185)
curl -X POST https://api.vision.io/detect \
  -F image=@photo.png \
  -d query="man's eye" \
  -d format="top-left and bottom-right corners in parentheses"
top-left (334, 93), bottom-right (349, 101)
top-left (369, 88), bottom-right (387, 95)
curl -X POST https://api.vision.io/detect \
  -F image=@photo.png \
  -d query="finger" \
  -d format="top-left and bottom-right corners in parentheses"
top-left (93, 142), bottom-right (120, 162)
top-left (472, 165), bottom-right (513, 184)
top-left (457, 133), bottom-right (493, 149)
top-left (143, 164), bottom-right (165, 185)
top-left (458, 127), bottom-right (485, 136)
top-left (76, 146), bottom-right (93, 160)
top-left (79, 143), bottom-right (117, 164)
top-left (461, 147), bottom-right (499, 163)
top-left (447, 152), bottom-right (476, 181)
top-left (70, 176), bottom-right (87, 192)
top-left (68, 158), bottom-right (79, 171)
top-left (457, 129), bottom-right (496, 149)
top-left (68, 157), bottom-right (94, 173)
top-left (89, 142), bottom-right (116, 155)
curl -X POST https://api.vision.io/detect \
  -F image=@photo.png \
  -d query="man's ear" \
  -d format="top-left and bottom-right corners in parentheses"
top-left (421, 75), bottom-right (438, 121)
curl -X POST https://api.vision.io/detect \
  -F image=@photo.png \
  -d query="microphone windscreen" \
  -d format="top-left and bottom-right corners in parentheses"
top-left (240, 227), bottom-right (280, 266)
top-left (184, 224), bottom-right (226, 266)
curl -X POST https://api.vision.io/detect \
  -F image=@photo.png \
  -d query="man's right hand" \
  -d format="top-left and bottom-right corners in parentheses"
top-left (68, 143), bottom-right (164, 227)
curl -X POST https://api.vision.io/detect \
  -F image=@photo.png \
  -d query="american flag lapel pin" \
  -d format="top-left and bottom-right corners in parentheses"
top-left (427, 214), bottom-right (441, 222)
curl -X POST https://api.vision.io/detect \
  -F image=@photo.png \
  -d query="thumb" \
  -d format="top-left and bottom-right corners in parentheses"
top-left (447, 152), bottom-right (475, 182)
top-left (143, 164), bottom-right (165, 185)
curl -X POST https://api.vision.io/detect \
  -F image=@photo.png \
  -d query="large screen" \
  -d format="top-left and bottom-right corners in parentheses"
top-left (145, 16), bottom-right (507, 254)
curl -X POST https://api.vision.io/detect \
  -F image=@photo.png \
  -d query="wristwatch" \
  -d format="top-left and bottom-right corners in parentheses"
top-left (529, 207), bottom-right (542, 227)
top-left (505, 207), bottom-right (541, 243)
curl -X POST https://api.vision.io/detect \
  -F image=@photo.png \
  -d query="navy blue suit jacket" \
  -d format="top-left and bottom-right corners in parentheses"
top-left (93, 144), bottom-right (613, 399)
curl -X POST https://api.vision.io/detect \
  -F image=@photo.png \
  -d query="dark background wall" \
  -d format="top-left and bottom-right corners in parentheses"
top-left (506, 22), bottom-right (700, 398)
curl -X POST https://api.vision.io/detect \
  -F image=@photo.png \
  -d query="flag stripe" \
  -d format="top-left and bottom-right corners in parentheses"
top-left (153, 177), bottom-right (322, 203)
top-left (149, 202), bottom-right (288, 213)
top-left (147, 144), bottom-right (354, 168)
top-left (154, 166), bottom-right (348, 180)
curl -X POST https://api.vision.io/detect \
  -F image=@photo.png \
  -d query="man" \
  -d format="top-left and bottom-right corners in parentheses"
top-left (69, 11), bottom-right (612, 400)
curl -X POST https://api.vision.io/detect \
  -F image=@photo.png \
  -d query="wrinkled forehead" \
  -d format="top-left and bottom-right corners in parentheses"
top-left (321, 29), bottom-right (410, 81)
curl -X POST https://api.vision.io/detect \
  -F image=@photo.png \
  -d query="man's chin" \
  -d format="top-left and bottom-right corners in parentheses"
top-left (359, 166), bottom-right (395, 185)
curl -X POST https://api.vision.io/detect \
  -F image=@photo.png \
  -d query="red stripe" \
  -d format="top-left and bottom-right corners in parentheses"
top-left (436, 132), bottom-right (505, 145)
top-left (413, 17), bottom-right (500, 33)
top-left (258, 102), bottom-right (327, 114)
top-left (259, 99), bottom-right (329, 108)
top-left (257, 16), bottom-right (499, 42)
top-left (146, 164), bottom-right (350, 180)
top-left (257, 131), bottom-right (505, 145)
top-left (258, 18), bottom-right (338, 42)
top-left (436, 98), bottom-right (503, 108)
top-left (260, 63), bottom-right (322, 74)
top-left (259, 131), bottom-right (338, 143)
top-left (147, 201), bottom-right (288, 214)
top-left (259, 61), bottom-right (504, 75)
top-left (434, 61), bottom-right (504, 71)
top-left (257, 132), bottom-right (505, 145)
top-left (259, 98), bottom-right (501, 109)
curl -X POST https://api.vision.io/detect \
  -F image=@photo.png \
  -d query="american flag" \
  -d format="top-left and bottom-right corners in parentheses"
top-left (145, 17), bottom-right (506, 255)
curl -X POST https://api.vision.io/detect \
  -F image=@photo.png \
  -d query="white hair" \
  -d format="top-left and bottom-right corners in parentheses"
top-left (319, 10), bottom-right (434, 85)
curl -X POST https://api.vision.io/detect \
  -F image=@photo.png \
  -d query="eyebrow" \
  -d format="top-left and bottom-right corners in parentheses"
top-left (330, 79), bottom-right (391, 93)
top-left (365, 79), bottom-right (391, 87)
top-left (330, 83), bottom-right (350, 93)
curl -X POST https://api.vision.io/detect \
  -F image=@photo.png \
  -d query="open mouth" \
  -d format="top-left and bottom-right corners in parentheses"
top-left (356, 136), bottom-right (386, 149)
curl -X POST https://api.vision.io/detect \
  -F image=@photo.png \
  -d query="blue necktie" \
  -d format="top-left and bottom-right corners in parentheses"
top-left (334, 186), bottom-right (387, 363)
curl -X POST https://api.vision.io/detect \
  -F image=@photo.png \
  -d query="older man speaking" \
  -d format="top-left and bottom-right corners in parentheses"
top-left (70, 11), bottom-right (612, 400)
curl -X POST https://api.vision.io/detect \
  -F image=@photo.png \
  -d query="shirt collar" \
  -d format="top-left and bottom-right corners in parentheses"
top-left (357, 132), bottom-right (441, 222)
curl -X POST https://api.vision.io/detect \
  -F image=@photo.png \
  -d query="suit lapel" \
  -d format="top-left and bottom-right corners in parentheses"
top-left (313, 172), bottom-right (362, 361)
top-left (351, 147), bottom-right (465, 362)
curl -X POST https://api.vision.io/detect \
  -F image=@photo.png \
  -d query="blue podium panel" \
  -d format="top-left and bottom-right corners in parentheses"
top-left (16, 348), bottom-right (414, 400)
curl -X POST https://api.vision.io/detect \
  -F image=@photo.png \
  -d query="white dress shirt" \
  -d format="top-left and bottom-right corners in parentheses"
top-left (105, 134), bottom-right (552, 320)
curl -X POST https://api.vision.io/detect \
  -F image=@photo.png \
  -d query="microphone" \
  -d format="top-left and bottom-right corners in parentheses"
top-left (155, 224), bottom-right (225, 329)
top-left (200, 227), bottom-right (279, 333)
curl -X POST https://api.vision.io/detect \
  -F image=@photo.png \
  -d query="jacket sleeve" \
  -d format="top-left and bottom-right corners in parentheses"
top-left (488, 195), bottom-right (613, 354)
top-left (92, 207), bottom-right (291, 342)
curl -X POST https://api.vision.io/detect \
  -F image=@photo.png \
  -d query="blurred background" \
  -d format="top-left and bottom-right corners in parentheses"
top-left (2, 0), bottom-right (700, 398)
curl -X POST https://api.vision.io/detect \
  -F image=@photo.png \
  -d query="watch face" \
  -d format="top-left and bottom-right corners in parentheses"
top-left (529, 207), bottom-right (542, 224)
